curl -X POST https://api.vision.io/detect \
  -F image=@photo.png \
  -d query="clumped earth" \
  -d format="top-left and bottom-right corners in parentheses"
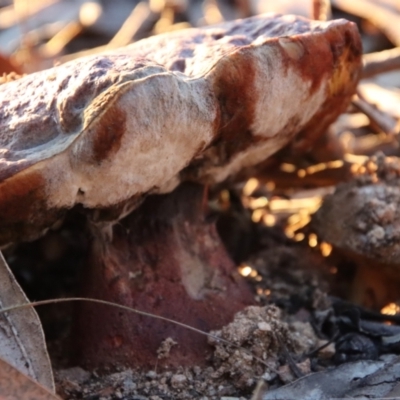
top-left (57, 233), bottom-right (332, 399)
top-left (6, 213), bottom-right (330, 399)
top-left (7, 157), bottom-right (400, 400)
top-left (55, 305), bottom-right (320, 400)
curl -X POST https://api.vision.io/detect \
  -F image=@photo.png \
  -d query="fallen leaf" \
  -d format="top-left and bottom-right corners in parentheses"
top-left (0, 252), bottom-right (54, 391)
top-left (252, 355), bottom-right (400, 400)
top-left (0, 356), bottom-right (60, 400)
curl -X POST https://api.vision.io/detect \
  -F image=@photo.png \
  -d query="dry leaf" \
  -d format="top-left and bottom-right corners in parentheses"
top-left (252, 356), bottom-right (400, 400)
top-left (0, 356), bottom-right (60, 400)
top-left (0, 253), bottom-right (54, 391)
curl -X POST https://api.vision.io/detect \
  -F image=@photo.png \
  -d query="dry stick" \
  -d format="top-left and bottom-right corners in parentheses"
top-left (353, 91), bottom-right (399, 135)
top-left (331, 0), bottom-right (400, 46)
top-left (108, 1), bottom-right (156, 48)
top-left (0, 0), bottom-right (59, 30)
top-left (0, 297), bottom-right (276, 371)
top-left (275, 333), bottom-right (303, 379)
top-left (312, 0), bottom-right (331, 21)
top-left (362, 47), bottom-right (400, 79)
top-left (61, 2), bottom-right (160, 63)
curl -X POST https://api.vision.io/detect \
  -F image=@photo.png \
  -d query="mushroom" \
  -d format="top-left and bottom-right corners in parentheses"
top-left (312, 154), bottom-right (400, 308)
top-left (0, 13), bottom-right (362, 368)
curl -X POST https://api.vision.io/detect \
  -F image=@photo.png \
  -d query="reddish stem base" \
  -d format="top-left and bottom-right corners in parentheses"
top-left (73, 183), bottom-right (254, 369)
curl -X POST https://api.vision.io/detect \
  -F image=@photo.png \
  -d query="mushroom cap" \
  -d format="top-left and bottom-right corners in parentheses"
top-left (0, 13), bottom-right (362, 245)
top-left (312, 154), bottom-right (400, 265)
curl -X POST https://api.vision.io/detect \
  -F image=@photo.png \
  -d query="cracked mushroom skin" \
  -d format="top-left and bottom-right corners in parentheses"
top-left (0, 13), bottom-right (361, 246)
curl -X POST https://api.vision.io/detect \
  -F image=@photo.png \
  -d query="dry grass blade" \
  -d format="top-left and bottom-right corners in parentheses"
top-left (0, 297), bottom-right (276, 370)
top-left (0, 356), bottom-right (61, 400)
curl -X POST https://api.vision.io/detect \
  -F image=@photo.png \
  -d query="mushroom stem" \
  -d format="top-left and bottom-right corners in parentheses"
top-left (73, 183), bottom-right (254, 368)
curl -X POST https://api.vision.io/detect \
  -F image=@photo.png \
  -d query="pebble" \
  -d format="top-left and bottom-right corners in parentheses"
top-left (170, 374), bottom-right (187, 389)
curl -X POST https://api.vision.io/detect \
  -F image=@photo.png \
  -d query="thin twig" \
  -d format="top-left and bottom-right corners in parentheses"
top-left (275, 333), bottom-right (303, 379)
top-left (353, 91), bottom-right (399, 135)
top-left (312, 0), bottom-right (331, 21)
top-left (363, 47), bottom-right (400, 79)
top-left (108, 1), bottom-right (156, 48)
top-left (331, 0), bottom-right (400, 46)
top-left (61, 2), bottom-right (160, 62)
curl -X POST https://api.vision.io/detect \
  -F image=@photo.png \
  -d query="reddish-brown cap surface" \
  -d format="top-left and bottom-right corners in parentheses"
top-left (0, 13), bottom-right (362, 245)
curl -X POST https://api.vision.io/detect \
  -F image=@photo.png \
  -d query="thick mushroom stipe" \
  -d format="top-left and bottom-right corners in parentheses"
top-left (74, 183), bottom-right (255, 368)
top-left (0, 13), bottom-right (361, 246)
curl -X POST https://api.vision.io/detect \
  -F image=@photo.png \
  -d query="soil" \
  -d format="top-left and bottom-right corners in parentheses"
top-left (5, 206), bottom-right (333, 400)
top-left (4, 167), bottom-right (397, 400)
top-left (55, 305), bottom-right (320, 400)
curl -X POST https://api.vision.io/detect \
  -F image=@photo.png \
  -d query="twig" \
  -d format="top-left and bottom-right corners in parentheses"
top-left (0, 0), bottom-right (58, 30)
top-left (312, 0), bottom-right (331, 21)
top-left (275, 333), bottom-right (303, 379)
top-left (353, 91), bottom-right (399, 135)
top-left (331, 0), bottom-right (400, 46)
top-left (61, 2), bottom-right (160, 62)
top-left (362, 47), bottom-right (400, 79)
top-left (108, 1), bottom-right (157, 48)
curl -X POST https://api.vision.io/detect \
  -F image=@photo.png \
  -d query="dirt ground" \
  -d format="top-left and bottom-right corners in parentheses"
top-left (5, 212), bottom-right (336, 400)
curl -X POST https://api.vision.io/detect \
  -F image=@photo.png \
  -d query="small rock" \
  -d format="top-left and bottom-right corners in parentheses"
top-left (278, 359), bottom-right (311, 384)
top-left (262, 371), bottom-right (276, 381)
top-left (317, 340), bottom-right (336, 359)
top-left (170, 374), bottom-right (187, 389)
top-left (146, 370), bottom-right (157, 379)
top-left (57, 367), bottom-right (91, 384)
top-left (257, 322), bottom-right (272, 331)
top-left (367, 225), bottom-right (385, 244)
top-left (278, 364), bottom-right (293, 384)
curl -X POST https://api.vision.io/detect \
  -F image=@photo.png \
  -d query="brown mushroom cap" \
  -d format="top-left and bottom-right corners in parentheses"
top-left (312, 154), bottom-right (400, 265)
top-left (0, 13), bottom-right (362, 245)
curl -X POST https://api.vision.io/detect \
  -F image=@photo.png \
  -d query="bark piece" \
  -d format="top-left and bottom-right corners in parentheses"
top-left (363, 47), bottom-right (400, 79)
top-left (73, 183), bottom-right (254, 368)
top-left (0, 13), bottom-right (362, 246)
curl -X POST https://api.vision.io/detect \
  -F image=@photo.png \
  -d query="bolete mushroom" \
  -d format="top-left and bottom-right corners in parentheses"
top-left (312, 154), bottom-right (400, 308)
top-left (0, 13), bottom-right (362, 368)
